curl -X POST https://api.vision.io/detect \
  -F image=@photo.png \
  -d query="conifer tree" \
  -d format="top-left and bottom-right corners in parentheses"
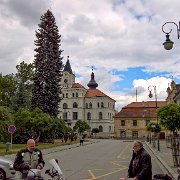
top-left (32, 9), bottom-right (63, 117)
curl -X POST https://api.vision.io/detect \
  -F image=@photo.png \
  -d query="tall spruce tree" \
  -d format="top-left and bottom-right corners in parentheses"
top-left (32, 9), bottom-right (63, 117)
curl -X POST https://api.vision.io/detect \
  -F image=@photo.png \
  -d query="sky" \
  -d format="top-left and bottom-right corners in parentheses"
top-left (1, 0), bottom-right (180, 111)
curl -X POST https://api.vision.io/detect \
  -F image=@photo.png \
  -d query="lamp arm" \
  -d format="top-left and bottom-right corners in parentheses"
top-left (162, 21), bottom-right (180, 39)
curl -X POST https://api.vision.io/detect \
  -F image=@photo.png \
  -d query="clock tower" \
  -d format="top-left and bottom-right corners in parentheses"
top-left (62, 56), bottom-right (75, 88)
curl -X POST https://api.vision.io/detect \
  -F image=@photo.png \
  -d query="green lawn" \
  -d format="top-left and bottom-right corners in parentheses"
top-left (0, 139), bottom-right (79, 156)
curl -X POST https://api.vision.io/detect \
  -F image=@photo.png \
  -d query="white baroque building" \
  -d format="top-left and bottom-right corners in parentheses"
top-left (58, 57), bottom-right (116, 136)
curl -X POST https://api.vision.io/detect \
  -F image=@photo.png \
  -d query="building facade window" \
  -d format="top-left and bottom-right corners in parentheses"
top-left (66, 93), bottom-right (68, 98)
top-left (99, 112), bottom-right (102, 119)
top-left (63, 112), bottom-right (67, 120)
top-left (73, 112), bottom-right (78, 120)
top-left (73, 102), bottom-right (78, 108)
top-left (146, 119), bottom-right (150, 126)
top-left (101, 102), bottom-right (104, 108)
top-left (132, 131), bottom-right (138, 138)
top-left (121, 120), bottom-right (125, 126)
top-left (97, 102), bottom-right (100, 108)
top-left (99, 125), bottom-right (103, 132)
top-left (87, 112), bottom-right (91, 120)
top-left (72, 93), bottom-right (74, 97)
top-left (86, 103), bottom-right (88, 108)
top-left (89, 102), bottom-right (92, 108)
top-left (63, 103), bottom-right (68, 109)
top-left (76, 92), bottom-right (78, 97)
top-left (133, 120), bottom-right (137, 126)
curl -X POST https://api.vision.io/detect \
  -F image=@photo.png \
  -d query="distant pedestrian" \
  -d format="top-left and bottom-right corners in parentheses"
top-left (128, 140), bottom-right (152, 180)
top-left (79, 135), bottom-right (84, 145)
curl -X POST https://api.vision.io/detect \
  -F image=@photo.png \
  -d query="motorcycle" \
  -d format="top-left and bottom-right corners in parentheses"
top-left (22, 159), bottom-right (64, 180)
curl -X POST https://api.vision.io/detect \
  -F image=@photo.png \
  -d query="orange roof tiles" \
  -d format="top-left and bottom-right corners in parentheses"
top-left (114, 101), bottom-right (167, 118)
top-left (85, 88), bottom-right (115, 101)
top-left (71, 83), bottom-right (86, 89)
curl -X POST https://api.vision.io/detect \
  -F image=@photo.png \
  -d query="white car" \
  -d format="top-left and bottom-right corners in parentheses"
top-left (0, 157), bottom-right (16, 180)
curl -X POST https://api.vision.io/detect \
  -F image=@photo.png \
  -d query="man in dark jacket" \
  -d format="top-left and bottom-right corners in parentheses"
top-left (13, 139), bottom-right (45, 178)
top-left (128, 141), bottom-right (152, 180)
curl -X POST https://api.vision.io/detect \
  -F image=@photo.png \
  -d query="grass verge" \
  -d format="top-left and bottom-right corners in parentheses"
top-left (0, 139), bottom-right (79, 156)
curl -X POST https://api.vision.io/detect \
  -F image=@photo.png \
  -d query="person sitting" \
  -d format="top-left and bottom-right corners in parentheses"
top-left (13, 139), bottom-right (45, 178)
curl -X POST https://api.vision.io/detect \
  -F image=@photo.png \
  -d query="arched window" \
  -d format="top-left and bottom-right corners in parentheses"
top-left (87, 112), bottom-right (91, 120)
top-left (63, 103), bottom-right (68, 109)
top-left (97, 102), bottom-right (100, 108)
top-left (99, 112), bottom-right (102, 119)
top-left (89, 102), bottom-right (92, 108)
top-left (66, 93), bottom-right (68, 98)
top-left (72, 93), bottom-right (75, 97)
top-left (73, 102), bottom-right (78, 108)
top-left (76, 92), bottom-right (78, 97)
top-left (101, 102), bottom-right (104, 108)
top-left (99, 125), bottom-right (103, 132)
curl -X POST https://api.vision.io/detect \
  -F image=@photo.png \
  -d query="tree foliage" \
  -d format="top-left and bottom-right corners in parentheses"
top-left (0, 74), bottom-right (16, 107)
top-left (13, 107), bottom-right (69, 143)
top-left (0, 106), bottom-right (14, 142)
top-left (32, 9), bottom-right (63, 117)
top-left (157, 103), bottom-right (180, 132)
top-left (146, 122), bottom-right (161, 133)
top-left (73, 120), bottom-right (90, 134)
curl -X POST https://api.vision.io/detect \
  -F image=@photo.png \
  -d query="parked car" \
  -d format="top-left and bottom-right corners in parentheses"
top-left (0, 157), bottom-right (16, 179)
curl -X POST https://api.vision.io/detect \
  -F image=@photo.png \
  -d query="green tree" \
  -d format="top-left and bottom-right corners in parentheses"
top-left (32, 9), bottom-right (63, 117)
top-left (73, 120), bottom-right (90, 134)
top-left (0, 106), bottom-right (14, 142)
top-left (51, 118), bottom-right (67, 139)
top-left (157, 103), bottom-right (180, 166)
top-left (12, 61), bottom-right (34, 111)
top-left (146, 122), bottom-right (161, 133)
top-left (0, 73), bottom-right (16, 107)
top-left (13, 107), bottom-right (54, 143)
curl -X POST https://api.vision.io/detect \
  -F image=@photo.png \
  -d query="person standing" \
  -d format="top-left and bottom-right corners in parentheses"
top-left (128, 140), bottom-right (152, 180)
top-left (79, 135), bottom-right (84, 145)
top-left (13, 139), bottom-right (45, 178)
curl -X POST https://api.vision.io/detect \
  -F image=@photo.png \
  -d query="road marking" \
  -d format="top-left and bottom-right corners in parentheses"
top-left (83, 167), bottom-right (127, 180)
top-left (88, 170), bottom-right (96, 179)
top-left (117, 143), bottom-right (130, 159)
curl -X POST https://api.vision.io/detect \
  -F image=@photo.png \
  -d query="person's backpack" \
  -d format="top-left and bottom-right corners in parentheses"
top-left (153, 174), bottom-right (172, 180)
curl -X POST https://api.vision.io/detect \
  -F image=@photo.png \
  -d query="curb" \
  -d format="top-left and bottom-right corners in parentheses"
top-left (146, 142), bottom-right (178, 180)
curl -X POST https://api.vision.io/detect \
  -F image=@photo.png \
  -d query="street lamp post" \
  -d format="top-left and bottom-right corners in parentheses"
top-left (162, 21), bottom-right (180, 50)
top-left (148, 85), bottom-right (160, 151)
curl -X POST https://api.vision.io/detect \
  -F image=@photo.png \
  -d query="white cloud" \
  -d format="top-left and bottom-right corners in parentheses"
top-left (0, 0), bottom-right (179, 111)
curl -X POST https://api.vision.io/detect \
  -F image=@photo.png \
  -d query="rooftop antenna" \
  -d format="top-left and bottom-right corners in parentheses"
top-left (135, 88), bottom-right (138, 102)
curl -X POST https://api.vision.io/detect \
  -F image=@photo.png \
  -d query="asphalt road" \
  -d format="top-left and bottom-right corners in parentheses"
top-left (41, 139), bottom-right (165, 180)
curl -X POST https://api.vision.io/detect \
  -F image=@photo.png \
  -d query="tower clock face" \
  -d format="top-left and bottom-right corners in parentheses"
top-left (64, 79), bottom-right (68, 83)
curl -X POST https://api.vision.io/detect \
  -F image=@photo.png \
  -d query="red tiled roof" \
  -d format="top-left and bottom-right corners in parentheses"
top-left (114, 101), bottom-right (167, 118)
top-left (124, 101), bottom-right (167, 108)
top-left (85, 88), bottom-right (115, 101)
top-left (71, 83), bottom-right (86, 89)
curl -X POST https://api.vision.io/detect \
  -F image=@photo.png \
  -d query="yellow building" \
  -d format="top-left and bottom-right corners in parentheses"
top-left (114, 101), bottom-right (167, 139)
